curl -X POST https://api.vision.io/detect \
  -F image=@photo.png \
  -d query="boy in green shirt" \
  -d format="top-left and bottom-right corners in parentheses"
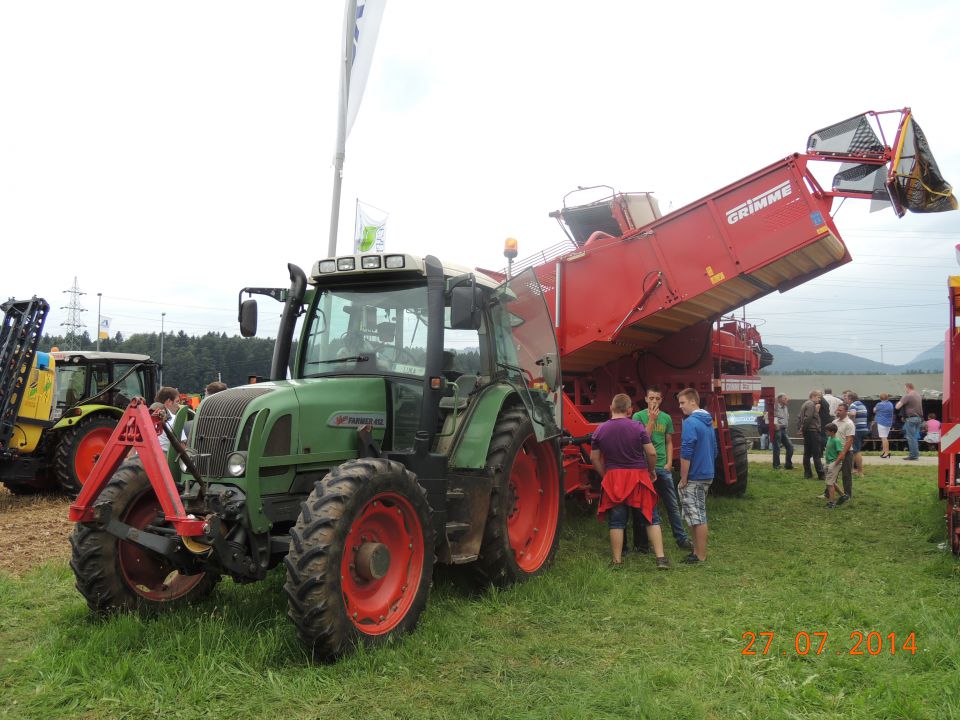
top-left (822, 423), bottom-right (849, 508)
top-left (631, 386), bottom-right (693, 551)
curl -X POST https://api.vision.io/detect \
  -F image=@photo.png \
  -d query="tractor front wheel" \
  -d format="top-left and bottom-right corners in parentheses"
top-left (70, 464), bottom-right (219, 614)
top-left (474, 406), bottom-right (562, 588)
top-left (284, 458), bottom-right (434, 660)
top-left (55, 416), bottom-right (118, 495)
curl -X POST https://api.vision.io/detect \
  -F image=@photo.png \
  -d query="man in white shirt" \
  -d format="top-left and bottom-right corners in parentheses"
top-left (832, 403), bottom-right (855, 505)
top-left (154, 387), bottom-right (185, 454)
top-left (822, 388), bottom-right (841, 421)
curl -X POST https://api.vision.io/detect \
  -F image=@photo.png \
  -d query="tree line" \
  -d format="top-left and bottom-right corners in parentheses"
top-left (39, 331), bottom-right (274, 394)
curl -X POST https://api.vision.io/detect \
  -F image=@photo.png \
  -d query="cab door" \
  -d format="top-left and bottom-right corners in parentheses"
top-left (491, 268), bottom-right (562, 441)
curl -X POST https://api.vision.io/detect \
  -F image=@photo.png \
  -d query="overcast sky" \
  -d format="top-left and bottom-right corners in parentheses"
top-left (2, 1), bottom-right (958, 366)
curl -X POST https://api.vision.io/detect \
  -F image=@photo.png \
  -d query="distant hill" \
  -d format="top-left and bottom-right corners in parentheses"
top-left (762, 341), bottom-right (943, 374)
top-left (902, 341), bottom-right (945, 372)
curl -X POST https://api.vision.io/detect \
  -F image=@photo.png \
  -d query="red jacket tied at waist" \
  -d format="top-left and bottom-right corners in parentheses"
top-left (597, 468), bottom-right (658, 523)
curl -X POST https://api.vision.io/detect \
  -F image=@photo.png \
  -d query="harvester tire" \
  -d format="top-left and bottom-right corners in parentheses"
top-left (713, 428), bottom-right (748, 497)
top-left (473, 406), bottom-right (562, 588)
top-left (284, 458), bottom-right (434, 660)
top-left (55, 416), bottom-right (118, 495)
top-left (69, 464), bottom-right (219, 614)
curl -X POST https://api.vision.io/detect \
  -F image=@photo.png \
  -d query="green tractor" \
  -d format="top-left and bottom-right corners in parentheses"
top-left (69, 254), bottom-right (564, 659)
top-left (0, 296), bottom-right (159, 495)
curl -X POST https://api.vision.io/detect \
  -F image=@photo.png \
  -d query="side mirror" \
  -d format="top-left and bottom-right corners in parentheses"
top-left (537, 353), bottom-right (559, 391)
top-left (450, 286), bottom-right (482, 330)
top-left (240, 299), bottom-right (258, 337)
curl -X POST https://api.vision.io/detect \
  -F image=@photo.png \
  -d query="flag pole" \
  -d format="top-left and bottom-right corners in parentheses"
top-left (327, 0), bottom-right (358, 259)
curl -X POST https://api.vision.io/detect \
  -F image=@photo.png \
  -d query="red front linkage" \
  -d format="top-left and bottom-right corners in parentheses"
top-left (68, 398), bottom-right (205, 536)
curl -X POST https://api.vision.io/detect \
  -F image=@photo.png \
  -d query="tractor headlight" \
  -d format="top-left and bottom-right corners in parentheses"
top-left (318, 260), bottom-right (337, 273)
top-left (361, 255), bottom-right (381, 269)
top-left (177, 448), bottom-right (201, 474)
top-left (226, 451), bottom-right (248, 477)
top-left (337, 257), bottom-right (356, 271)
top-left (385, 254), bottom-right (405, 269)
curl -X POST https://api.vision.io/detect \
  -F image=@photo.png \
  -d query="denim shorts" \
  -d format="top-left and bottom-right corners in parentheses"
top-left (607, 504), bottom-right (629, 530)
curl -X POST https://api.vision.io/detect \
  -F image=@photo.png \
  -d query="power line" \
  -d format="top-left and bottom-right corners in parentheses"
top-left (753, 302), bottom-right (939, 316)
top-left (59, 276), bottom-right (87, 350)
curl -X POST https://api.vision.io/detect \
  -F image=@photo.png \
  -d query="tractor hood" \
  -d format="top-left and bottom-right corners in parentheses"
top-left (192, 378), bottom-right (387, 478)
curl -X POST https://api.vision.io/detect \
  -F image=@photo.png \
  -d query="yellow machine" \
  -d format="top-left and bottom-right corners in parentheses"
top-left (9, 352), bottom-right (56, 454)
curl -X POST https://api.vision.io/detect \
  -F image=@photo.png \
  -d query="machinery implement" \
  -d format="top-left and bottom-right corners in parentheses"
top-left (0, 297), bottom-right (159, 495)
top-left (509, 108), bottom-right (955, 498)
top-left (69, 255), bottom-right (563, 659)
top-left (939, 275), bottom-right (960, 555)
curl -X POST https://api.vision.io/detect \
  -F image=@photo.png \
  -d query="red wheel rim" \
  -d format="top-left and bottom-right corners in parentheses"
top-left (507, 435), bottom-right (559, 572)
top-left (118, 488), bottom-right (206, 602)
top-left (340, 492), bottom-right (425, 635)
top-left (74, 426), bottom-right (114, 486)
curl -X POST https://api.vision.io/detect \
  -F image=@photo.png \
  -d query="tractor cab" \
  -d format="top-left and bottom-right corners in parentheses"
top-left (50, 351), bottom-right (159, 420)
top-left (293, 254), bottom-right (561, 450)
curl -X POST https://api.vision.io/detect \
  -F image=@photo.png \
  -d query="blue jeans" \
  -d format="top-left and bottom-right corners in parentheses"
top-left (632, 468), bottom-right (690, 548)
top-left (772, 428), bottom-right (794, 468)
top-left (904, 416), bottom-right (922, 459)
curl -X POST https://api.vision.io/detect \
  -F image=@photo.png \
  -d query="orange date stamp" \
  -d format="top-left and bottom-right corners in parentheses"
top-left (740, 631), bottom-right (918, 656)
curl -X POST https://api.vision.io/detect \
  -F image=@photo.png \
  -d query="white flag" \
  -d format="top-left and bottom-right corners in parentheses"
top-left (344, 0), bottom-right (387, 138)
top-left (354, 202), bottom-right (387, 253)
top-left (99, 316), bottom-right (111, 340)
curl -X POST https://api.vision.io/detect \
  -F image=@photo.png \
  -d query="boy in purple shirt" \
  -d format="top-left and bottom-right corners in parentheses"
top-left (591, 393), bottom-right (668, 568)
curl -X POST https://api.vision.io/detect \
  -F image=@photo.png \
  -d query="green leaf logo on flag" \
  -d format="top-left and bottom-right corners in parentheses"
top-left (360, 225), bottom-right (378, 252)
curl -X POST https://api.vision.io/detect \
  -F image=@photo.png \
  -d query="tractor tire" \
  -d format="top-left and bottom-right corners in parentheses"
top-left (473, 405), bottom-right (562, 588)
top-left (713, 428), bottom-right (749, 497)
top-left (284, 458), bottom-right (435, 660)
top-left (54, 416), bottom-right (119, 495)
top-left (70, 464), bottom-right (219, 614)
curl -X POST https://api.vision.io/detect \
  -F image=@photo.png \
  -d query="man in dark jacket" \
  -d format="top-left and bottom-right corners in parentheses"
top-left (799, 390), bottom-right (825, 481)
top-left (678, 388), bottom-right (716, 564)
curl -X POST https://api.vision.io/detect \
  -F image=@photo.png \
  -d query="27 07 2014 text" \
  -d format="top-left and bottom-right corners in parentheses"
top-left (740, 631), bottom-right (918, 656)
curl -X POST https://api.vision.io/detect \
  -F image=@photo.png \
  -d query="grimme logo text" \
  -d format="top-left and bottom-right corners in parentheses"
top-left (726, 180), bottom-right (792, 224)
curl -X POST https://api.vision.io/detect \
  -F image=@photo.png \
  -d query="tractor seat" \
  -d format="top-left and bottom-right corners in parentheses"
top-left (439, 375), bottom-right (479, 411)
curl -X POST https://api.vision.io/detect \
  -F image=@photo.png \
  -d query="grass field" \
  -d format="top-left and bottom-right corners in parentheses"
top-left (1, 465), bottom-right (957, 720)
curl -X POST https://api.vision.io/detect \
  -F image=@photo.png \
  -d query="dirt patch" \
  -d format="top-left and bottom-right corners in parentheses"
top-left (0, 486), bottom-right (74, 576)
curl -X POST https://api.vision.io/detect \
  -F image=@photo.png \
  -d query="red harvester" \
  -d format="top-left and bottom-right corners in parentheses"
top-left (499, 108), bottom-right (956, 500)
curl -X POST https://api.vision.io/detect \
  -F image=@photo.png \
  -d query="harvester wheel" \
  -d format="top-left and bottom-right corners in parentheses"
top-left (55, 416), bottom-right (118, 495)
top-left (284, 458), bottom-right (434, 660)
top-left (474, 406), bottom-right (562, 588)
top-left (949, 506), bottom-right (960, 556)
top-left (69, 464), bottom-right (219, 614)
top-left (712, 428), bottom-right (749, 497)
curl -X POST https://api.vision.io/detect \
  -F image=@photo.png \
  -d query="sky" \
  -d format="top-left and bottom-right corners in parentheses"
top-left (1, 1), bottom-right (958, 366)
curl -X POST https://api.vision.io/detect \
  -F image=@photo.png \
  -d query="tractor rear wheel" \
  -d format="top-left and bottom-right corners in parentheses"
top-left (284, 458), bottom-right (434, 660)
top-left (55, 416), bottom-right (118, 494)
top-left (70, 464), bottom-right (219, 614)
top-left (474, 406), bottom-right (562, 588)
top-left (713, 428), bottom-right (749, 497)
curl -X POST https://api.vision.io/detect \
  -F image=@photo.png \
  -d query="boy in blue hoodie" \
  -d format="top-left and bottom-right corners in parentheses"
top-left (678, 388), bottom-right (716, 564)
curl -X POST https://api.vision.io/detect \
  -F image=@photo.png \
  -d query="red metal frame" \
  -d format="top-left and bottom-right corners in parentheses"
top-left (939, 278), bottom-right (960, 554)
top-left (68, 399), bottom-right (205, 537)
